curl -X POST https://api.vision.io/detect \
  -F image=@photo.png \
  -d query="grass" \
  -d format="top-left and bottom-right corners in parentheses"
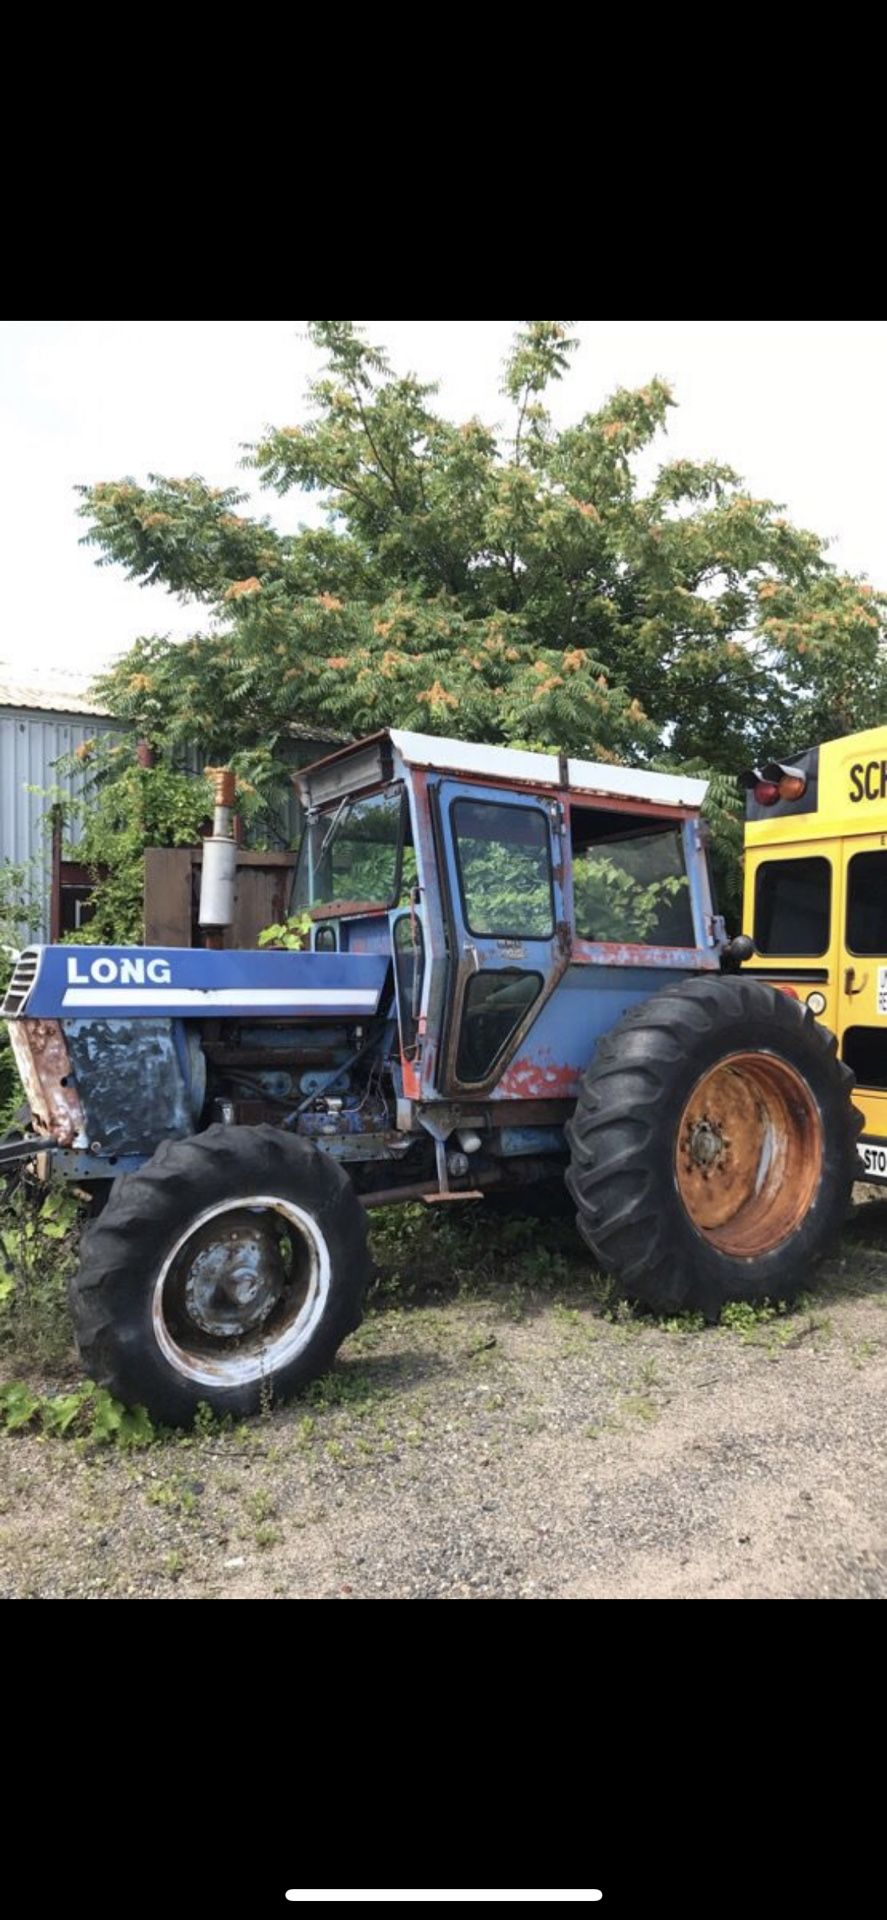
top-left (0, 1172), bottom-right (763, 1425)
top-left (717, 1293), bottom-right (834, 1355)
top-left (2, 1175), bottom-right (885, 1468)
top-left (619, 1395), bottom-right (659, 1424)
top-left (146, 1473), bottom-right (202, 1515)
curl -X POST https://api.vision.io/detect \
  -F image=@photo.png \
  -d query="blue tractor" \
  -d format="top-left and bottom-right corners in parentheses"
top-left (2, 728), bottom-right (860, 1422)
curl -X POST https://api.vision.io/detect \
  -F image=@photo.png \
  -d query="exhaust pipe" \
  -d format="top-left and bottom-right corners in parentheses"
top-left (199, 769), bottom-right (237, 948)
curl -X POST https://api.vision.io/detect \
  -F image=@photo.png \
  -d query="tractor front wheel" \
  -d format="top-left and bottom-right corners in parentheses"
top-left (565, 975), bottom-right (862, 1319)
top-left (69, 1124), bottom-right (370, 1424)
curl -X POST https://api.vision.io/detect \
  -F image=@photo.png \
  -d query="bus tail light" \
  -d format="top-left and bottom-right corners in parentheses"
top-left (761, 762), bottom-right (808, 802)
top-left (740, 763), bottom-right (808, 805)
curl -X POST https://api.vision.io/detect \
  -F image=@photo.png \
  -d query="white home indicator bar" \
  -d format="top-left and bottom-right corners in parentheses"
top-left (285, 1896), bottom-right (603, 1905)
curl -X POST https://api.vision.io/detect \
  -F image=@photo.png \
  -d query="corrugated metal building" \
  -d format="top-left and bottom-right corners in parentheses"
top-left (0, 668), bottom-right (121, 940)
top-left (1, 664), bottom-right (343, 941)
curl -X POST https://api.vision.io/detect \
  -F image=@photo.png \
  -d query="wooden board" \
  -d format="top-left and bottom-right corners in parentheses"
top-left (143, 847), bottom-right (297, 948)
top-left (144, 848), bottom-right (194, 947)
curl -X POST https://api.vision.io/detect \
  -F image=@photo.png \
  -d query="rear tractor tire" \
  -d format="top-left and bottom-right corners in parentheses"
top-left (565, 975), bottom-right (862, 1321)
top-left (69, 1124), bottom-right (370, 1425)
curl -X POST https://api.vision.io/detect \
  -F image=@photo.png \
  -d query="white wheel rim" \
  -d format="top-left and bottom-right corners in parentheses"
top-left (151, 1194), bottom-right (331, 1388)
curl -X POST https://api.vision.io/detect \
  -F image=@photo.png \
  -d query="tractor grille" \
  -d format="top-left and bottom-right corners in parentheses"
top-left (2, 947), bottom-right (40, 1017)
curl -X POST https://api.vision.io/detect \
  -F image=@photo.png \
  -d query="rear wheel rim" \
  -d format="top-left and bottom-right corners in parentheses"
top-left (152, 1194), bottom-right (331, 1388)
top-left (674, 1052), bottom-right (824, 1257)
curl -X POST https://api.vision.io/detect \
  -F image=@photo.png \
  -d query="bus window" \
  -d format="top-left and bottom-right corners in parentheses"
top-left (843, 1027), bottom-right (887, 1090)
top-left (846, 850), bottom-right (887, 955)
top-left (754, 857), bottom-right (831, 956)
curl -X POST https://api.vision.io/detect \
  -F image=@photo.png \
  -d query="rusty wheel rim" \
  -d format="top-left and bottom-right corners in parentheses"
top-left (675, 1052), bottom-right (824, 1257)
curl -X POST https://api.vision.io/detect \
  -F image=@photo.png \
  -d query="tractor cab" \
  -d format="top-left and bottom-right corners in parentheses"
top-left (740, 724), bottom-right (887, 1180)
top-left (293, 727), bottom-right (718, 1111)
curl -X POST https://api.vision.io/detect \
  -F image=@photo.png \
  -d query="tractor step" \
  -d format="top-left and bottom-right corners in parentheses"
top-left (422, 1190), bottom-right (484, 1204)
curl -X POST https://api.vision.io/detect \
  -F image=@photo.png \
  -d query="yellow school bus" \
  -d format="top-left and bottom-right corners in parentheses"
top-left (740, 725), bottom-right (887, 1182)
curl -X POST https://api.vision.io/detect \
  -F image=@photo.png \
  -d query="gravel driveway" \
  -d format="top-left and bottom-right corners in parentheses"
top-left (2, 1196), bottom-right (886, 1599)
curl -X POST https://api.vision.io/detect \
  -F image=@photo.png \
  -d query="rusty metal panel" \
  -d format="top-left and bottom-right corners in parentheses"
top-left (493, 964), bottom-right (694, 1102)
top-left (8, 1018), bottom-right (87, 1146)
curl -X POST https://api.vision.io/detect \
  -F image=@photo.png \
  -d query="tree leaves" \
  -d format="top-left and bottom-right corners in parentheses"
top-left (76, 320), bottom-right (887, 886)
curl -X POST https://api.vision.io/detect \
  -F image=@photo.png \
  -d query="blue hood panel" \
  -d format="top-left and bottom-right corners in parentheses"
top-left (8, 946), bottom-right (390, 1022)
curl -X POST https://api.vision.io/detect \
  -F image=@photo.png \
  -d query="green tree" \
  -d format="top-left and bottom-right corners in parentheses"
top-left (78, 321), bottom-right (887, 909)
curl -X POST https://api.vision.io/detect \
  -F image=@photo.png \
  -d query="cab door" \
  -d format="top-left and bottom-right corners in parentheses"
top-left (838, 834), bottom-right (887, 1153)
top-left (435, 781), bottom-right (569, 1095)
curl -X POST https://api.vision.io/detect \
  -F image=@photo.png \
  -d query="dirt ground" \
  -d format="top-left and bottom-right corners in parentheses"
top-left (2, 1194), bottom-right (886, 1600)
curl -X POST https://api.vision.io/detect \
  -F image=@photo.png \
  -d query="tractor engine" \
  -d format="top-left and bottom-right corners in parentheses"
top-left (201, 1023), bottom-right (391, 1140)
top-left (2, 944), bottom-right (409, 1183)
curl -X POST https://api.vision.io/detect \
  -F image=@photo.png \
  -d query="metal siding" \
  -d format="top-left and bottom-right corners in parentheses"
top-left (1, 712), bottom-right (327, 943)
top-left (0, 708), bottom-right (120, 940)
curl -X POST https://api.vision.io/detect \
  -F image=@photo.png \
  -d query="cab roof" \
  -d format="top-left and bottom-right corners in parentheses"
top-left (297, 727), bottom-right (708, 813)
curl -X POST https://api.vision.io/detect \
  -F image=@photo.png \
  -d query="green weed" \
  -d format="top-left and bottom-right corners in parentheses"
top-left (620, 1395), bottom-right (659, 1424)
top-left (0, 1377), bottom-right (154, 1448)
top-left (147, 1473), bottom-right (201, 1514)
top-left (246, 1487), bottom-right (277, 1524)
top-left (0, 1180), bottom-right (81, 1370)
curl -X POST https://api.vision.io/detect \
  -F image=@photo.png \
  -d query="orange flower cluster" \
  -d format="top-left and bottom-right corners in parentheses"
top-left (224, 578), bottom-right (262, 601)
top-left (417, 680), bottom-right (458, 710)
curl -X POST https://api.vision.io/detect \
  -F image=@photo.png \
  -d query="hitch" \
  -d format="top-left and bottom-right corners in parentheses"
top-left (0, 1134), bottom-right (57, 1170)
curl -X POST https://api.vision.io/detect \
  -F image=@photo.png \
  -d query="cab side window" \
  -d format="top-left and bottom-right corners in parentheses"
top-left (452, 799), bottom-right (554, 938)
top-left (754, 857), bottom-right (831, 956)
top-left (570, 809), bottom-right (694, 947)
top-left (846, 851), bottom-right (887, 954)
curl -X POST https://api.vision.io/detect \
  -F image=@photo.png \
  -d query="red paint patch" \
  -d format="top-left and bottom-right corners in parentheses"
top-left (498, 1054), bottom-right (578, 1099)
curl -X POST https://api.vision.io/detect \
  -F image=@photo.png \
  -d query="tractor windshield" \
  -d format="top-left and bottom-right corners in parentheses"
top-left (294, 785), bottom-right (409, 913)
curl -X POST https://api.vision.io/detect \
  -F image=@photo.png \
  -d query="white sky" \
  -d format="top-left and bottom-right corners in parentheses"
top-left (1, 320), bottom-right (885, 681)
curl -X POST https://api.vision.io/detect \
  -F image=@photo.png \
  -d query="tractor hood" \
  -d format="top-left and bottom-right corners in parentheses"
top-left (2, 945), bottom-right (390, 1022)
